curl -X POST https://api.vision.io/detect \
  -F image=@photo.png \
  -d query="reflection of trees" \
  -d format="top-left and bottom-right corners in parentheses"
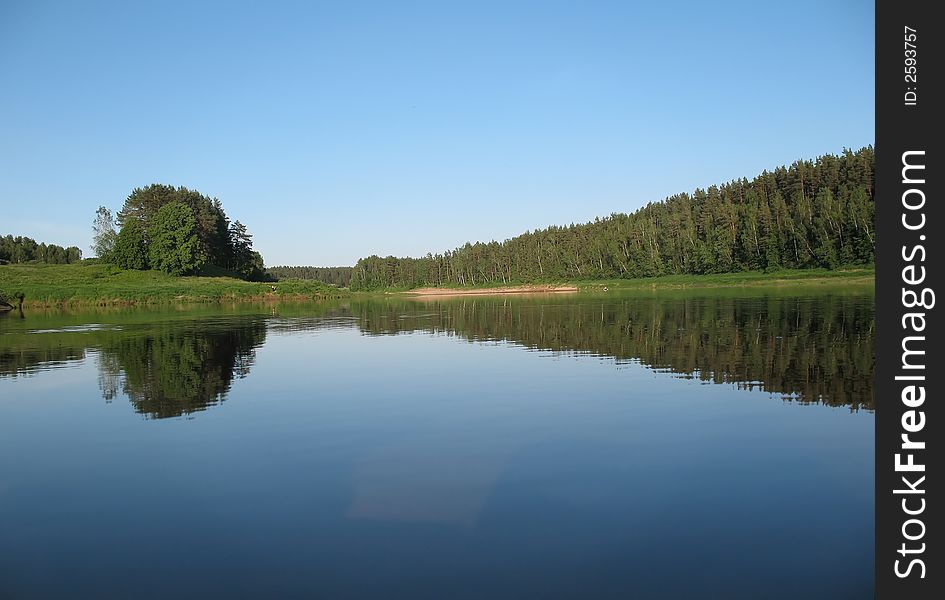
top-left (97, 319), bottom-right (267, 418)
top-left (0, 345), bottom-right (87, 378)
top-left (2, 294), bottom-right (874, 414)
top-left (350, 294), bottom-right (875, 410)
top-left (1, 316), bottom-right (267, 419)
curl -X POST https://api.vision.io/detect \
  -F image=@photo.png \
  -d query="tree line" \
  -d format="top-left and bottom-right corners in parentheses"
top-left (266, 266), bottom-right (353, 287)
top-left (350, 147), bottom-right (875, 290)
top-left (93, 184), bottom-right (266, 279)
top-left (0, 235), bottom-right (82, 265)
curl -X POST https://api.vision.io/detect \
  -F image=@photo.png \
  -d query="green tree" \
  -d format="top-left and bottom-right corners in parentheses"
top-left (226, 220), bottom-right (267, 279)
top-left (118, 184), bottom-right (230, 266)
top-left (112, 219), bottom-right (149, 270)
top-left (228, 220), bottom-right (251, 268)
top-left (112, 184), bottom-right (264, 279)
top-left (92, 206), bottom-right (117, 259)
top-left (148, 203), bottom-right (205, 275)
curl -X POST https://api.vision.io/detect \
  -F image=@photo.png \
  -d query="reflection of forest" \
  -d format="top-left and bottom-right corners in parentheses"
top-left (0, 345), bottom-right (87, 377)
top-left (1, 317), bottom-right (267, 419)
top-left (97, 319), bottom-right (267, 418)
top-left (350, 294), bottom-right (875, 410)
top-left (1, 292), bottom-right (874, 415)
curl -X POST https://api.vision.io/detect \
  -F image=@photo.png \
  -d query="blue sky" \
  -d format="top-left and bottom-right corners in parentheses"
top-left (1, 0), bottom-right (874, 266)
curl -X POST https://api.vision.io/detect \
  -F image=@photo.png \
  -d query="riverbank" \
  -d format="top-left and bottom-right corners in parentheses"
top-left (406, 284), bottom-right (578, 297)
top-left (0, 263), bottom-right (347, 308)
top-left (2, 264), bottom-right (874, 308)
top-left (387, 267), bottom-right (874, 296)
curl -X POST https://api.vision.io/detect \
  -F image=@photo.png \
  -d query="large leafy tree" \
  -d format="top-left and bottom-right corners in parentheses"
top-left (147, 203), bottom-right (205, 275)
top-left (118, 184), bottom-right (231, 266)
top-left (111, 219), bottom-right (149, 270)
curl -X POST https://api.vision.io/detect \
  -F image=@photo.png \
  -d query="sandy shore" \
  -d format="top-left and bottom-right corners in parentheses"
top-left (404, 285), bottom-right (578, 297)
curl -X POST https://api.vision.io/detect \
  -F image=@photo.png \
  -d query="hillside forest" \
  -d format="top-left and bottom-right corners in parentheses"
top-left (349, 147), bottom-right (874, 290)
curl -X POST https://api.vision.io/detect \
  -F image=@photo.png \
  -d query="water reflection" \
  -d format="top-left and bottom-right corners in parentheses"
top-left (96, 318), bottom-right (267, 418)
top-left (352, 293), bottom-right (875, 410)
top-left (2, 314), bottom-right (266, 419)
top-left (0, 290), bottom-right (874, 416)
top-left (346, 441), bottom-right (504, 527)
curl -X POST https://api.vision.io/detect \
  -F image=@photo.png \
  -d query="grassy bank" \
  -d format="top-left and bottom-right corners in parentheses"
top-left (367, 267), bottom-right (873, 295)
top-left (2, 264), bottom-right (873, 307)
top-left (0, 263), bottom-right (348, 307)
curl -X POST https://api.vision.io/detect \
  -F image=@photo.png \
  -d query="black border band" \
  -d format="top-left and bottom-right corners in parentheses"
top-left (876, 0), bottom-right (940, 596)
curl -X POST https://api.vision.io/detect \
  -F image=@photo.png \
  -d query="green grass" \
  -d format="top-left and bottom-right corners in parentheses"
top-left (2, 264), bottom-right (873, 307)
top-left (0, 262), bottom-right (348, 307)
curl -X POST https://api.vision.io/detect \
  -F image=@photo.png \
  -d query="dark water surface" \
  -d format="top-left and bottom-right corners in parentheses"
top-left (0, 289), bottom-right (874, 599)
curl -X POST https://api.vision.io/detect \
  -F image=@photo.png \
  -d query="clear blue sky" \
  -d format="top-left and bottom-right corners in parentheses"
top-left (1, 0), bottom-right (874, 266)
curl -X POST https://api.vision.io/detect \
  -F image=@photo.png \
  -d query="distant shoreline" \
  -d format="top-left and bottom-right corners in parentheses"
top-left (393, 268), bottom-right (874, 297)
top-left (405, 285), bottom-right (579, 297)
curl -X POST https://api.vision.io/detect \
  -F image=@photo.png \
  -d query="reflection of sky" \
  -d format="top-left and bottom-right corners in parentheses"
top-left (249, 328), bottom-right (874, 530)
top-left (346, 442), bottom-right (504, 527)
top-left (0, 320), bottom-right (874, 597)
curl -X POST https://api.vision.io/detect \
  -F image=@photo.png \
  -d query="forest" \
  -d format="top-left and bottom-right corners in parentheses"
top-left (0, 235), bottom-right (82, 265)
top-left (267, 265), bottom-right (353, 287)
top-left (93, 184), bottom-right (267, 279)
top-left (350, 147), bottom-right (874, 290)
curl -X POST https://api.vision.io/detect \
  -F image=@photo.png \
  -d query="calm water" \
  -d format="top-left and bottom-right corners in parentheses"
top-left (0, 290), bottom-right (874, 599)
